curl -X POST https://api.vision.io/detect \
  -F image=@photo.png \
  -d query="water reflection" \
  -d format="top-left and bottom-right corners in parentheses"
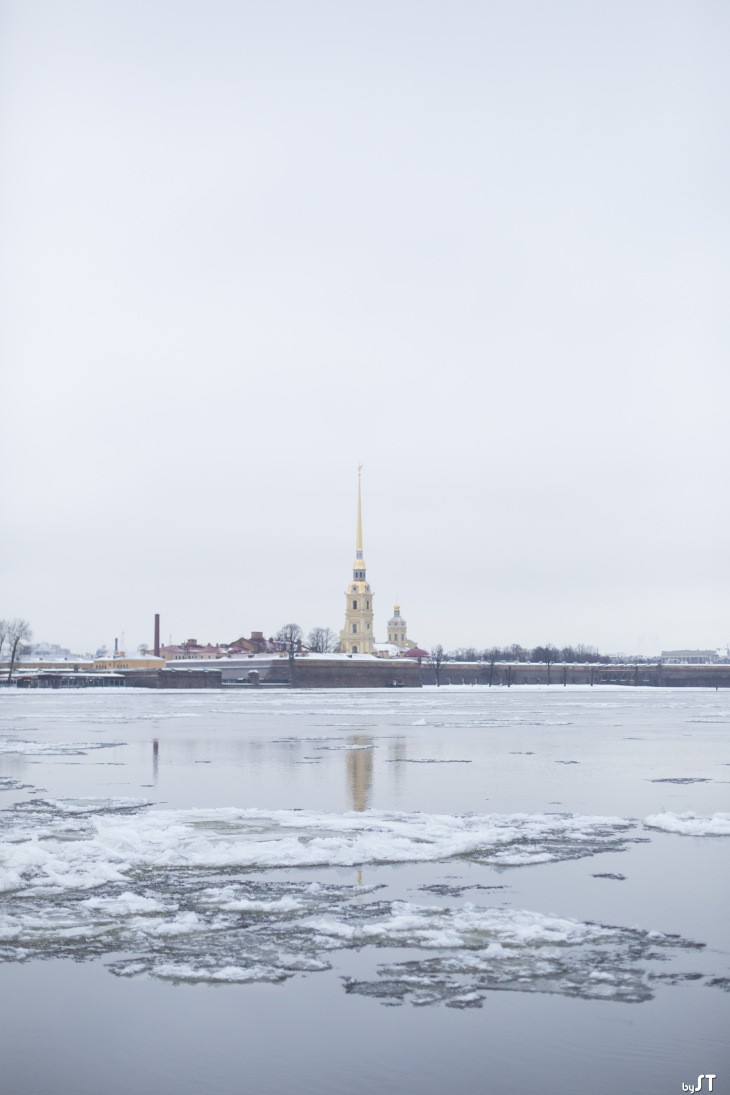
top-left (346, 736), bottom-right (373, 811)
top-left (152, 739), bottom-right (159, 785)
top-left (388, 739), bottom-right (407, 797)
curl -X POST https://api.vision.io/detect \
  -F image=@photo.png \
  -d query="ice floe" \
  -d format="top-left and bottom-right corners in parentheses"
top-left (385, 758), bottom-right (471, 764)
top-left (0, 794), bottom-right (720, 1002)
top-left (648, 777), bottom-right (711, 785)
top-left (0, 739), bottom-right (125, 756)
top-left (644, 812), bottom-right (730, 836)
top-left (1, 872), bottom-right (703, 1004)
top-left (341, 902), bottom-right (705, 1006)
top-left (0, 778), bottom-right (32, 792)
top-left (0, 803), bottom-right (640, 898)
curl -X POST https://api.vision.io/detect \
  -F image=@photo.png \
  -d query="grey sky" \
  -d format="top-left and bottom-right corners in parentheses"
top-left (1, 0), bottom-right (728, 656)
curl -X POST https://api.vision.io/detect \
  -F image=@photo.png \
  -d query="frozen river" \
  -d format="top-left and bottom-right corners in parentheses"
top-left (0, 686), bottom-right (728, 1094)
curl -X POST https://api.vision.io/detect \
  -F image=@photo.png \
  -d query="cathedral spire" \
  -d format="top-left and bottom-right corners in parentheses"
top-left (354, 463), bottom-right (365, 574)
top-left (341, 465), bottom-right (374, 654)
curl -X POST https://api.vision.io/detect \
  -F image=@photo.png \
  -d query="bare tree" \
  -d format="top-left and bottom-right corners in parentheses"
top-left (484, 646), bottom-right (501, 687)
top-left (0, 619), bottom-right (8, 662)
top-left (307, 626), bottom-right (338, 653)
top-left (531, 644), bottom-right (560, 685)
top-left (276, 623), bottom-right (303, 657)
top-left (574, 643), bottom-right (603, 663)
top-left (6, 619), bottom-right (32, 682)
top-left (447, 647), bottom-right (480, 662)
top-left (429, 643), bottom-right (446, 687)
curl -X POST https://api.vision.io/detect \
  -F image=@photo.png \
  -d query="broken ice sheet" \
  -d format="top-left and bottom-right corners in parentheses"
top-left (0, 803), bottom-right (642, 895)
top-left (105, 895), bottom-right (709, 1003)
top-left (644, 812), bottom-right (730, 836)
top-left (0, 778), bottom-right (32, 792)
top-left (340, 902), bottom-right (706, 1007)
top-left (0, 796), bottom-right (716, 1001)
top-left (0, 738), bottom-right (125, 756)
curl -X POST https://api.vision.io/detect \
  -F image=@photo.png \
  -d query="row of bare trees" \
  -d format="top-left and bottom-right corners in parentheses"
top-left (0, 619), bottom-right (33, 682)
top-left (274, 624), bottom-right (340, 655)
top-left (446, 644), bottom-right (612, 665)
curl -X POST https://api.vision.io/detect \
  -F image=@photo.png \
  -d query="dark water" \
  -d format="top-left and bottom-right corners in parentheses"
top-left (0, 686), bottom-right (728, 1094)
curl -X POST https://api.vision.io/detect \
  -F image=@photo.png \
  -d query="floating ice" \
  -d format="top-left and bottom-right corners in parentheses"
top-left (644, 812), bottom-right (730, 837)
top-left (649, 778), bottom-right (711, 785)
top-left (0, 739), bottom-right (124, 756)
top-left (419, 883), bottom-right (507, 897)
top-left (385, 759), bottom-right (471, 764)
top-left (0, 795), bottom-right (716, 1002)
top-left (313, 744), bottom-right (374, 752)
top-left (48, 797), bottom-right (151, 814)
top-left (82, 892), bottom-right (173, 915)
top-left (337, 901), bottom-right (705, 1006)
top-left (1, 872), bottom-right (703, 1004)
top-left (0, 778), bottom-right (31, 792)
top-left (0, 803), bottom-right (639, 898)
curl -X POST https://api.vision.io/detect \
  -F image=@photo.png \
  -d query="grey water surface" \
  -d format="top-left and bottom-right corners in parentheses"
top-left (0, 686), bottom-right (728, 1095)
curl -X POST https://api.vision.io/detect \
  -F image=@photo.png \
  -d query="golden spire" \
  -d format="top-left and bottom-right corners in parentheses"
top-left (356, 464), bottom-right (363, 556)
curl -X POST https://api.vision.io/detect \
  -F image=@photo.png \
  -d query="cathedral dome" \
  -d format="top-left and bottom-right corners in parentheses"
top-left (388, 602), bottom-right (404, 628)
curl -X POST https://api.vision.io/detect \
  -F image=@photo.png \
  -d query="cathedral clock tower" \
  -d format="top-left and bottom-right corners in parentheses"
top-left (340, 466), bottom-right (375, 654)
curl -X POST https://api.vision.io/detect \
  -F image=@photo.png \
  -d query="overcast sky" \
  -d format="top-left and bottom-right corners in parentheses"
top-left (1, 0), bottom-right (728, 657)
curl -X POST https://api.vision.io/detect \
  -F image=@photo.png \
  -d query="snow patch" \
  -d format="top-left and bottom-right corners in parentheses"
top-left (644, 812), bottom-right (730, 837)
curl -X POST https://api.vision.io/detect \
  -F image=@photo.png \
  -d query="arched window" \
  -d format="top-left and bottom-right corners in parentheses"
top-left (352, 624), bottom-right (357, 633)
top-left (352, 600), bottom-right (357, 609)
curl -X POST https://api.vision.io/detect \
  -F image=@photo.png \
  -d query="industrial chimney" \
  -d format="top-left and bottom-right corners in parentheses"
top-left (154, 614), bottom-right (161, 658)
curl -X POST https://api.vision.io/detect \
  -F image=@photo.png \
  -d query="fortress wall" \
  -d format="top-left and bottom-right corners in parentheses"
top-left (418, 662), bottom-right (730, 687)
top-left (288, 658), bottom-right (422, 689)
top-left (124, 669), bottom-right (223, 688)
top-left (122, 661), bottom-right (730, 690)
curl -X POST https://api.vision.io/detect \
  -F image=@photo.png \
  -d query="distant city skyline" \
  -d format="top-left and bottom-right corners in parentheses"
top-left (2, 1), bottom-right (728, 657)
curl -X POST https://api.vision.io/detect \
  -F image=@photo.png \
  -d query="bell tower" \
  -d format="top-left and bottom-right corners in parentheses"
top-left (387, 602), bottom-right (413, 649)
top-left (340, 466), bottom-right (375, 654)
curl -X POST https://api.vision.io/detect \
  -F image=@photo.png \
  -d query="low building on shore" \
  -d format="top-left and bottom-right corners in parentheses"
top-left (661, 649), bottom-right (722, 665)
top-left (92, 653), bottom-right (165, 671)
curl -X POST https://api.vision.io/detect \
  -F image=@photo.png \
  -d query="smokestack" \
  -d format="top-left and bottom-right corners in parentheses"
top-left (114, 637), bottom-right (118, 654)
top-left (154, 614), bottom-right (161, 658)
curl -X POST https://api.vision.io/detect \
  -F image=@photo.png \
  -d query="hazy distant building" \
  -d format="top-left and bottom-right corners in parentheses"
top-left (160, 633), bottom-right (274, 661)
top-left (226, 632), bottom-right (273, 654)
top-left (161, 641), bottom-right (220, 661)
top-left (661, 649), bottom-right (719, 665)
top-left (340, 467), bottom-right (374, 654)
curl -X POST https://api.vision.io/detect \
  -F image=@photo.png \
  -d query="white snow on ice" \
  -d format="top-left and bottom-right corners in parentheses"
top-left (0, 804), bottom-right (638, 896)
top-left (644, 812), bottom-right (730, 836)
